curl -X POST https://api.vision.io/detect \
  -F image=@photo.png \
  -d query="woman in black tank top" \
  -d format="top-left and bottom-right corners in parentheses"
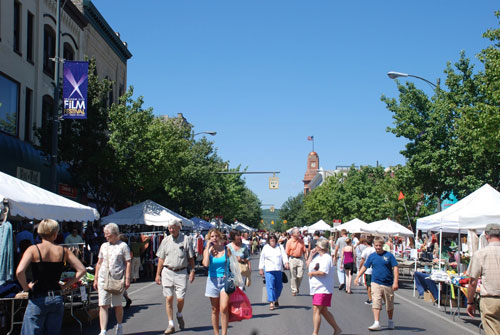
top-left (16, 219), bottom-right (86, 335)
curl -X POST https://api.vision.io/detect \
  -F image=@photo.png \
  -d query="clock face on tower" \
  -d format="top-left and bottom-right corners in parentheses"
top-left (311, 162), bottom-right (316, 168)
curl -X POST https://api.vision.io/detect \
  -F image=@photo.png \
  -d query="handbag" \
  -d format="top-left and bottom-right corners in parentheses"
top-left (224, 247), bottom-right (236, 294)
top-left (281, 271), bottom-right (288, 284)
top-left (103, 244), bottom-right (125, 295)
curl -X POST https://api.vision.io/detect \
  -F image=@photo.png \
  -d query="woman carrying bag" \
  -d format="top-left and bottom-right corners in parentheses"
top-left (94, 223), bottom-right (131, 335)
top-left (259, 234), bottom-right (289, 310)
top-left (203, 229), bottom-right (233, 335)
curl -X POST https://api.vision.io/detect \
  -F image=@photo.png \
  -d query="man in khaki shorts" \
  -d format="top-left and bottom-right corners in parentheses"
top-left (467, 223), bottom-right (500, 335)
top-left (355, 236), bottom-right (399, 331)
top-left (156, 219), bottom-right (195, 334)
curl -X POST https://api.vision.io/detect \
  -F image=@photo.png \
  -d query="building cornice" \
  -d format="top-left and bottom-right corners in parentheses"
top-left (82, 0), bottom-right (133, 63)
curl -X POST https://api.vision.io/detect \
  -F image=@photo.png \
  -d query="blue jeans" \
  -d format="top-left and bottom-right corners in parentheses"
top-left (265, 271), bottom-right (283, 302)
top-left (414, 271), bottom-right (438, 300)
top-left (21, 295), bottom-right (64, 335)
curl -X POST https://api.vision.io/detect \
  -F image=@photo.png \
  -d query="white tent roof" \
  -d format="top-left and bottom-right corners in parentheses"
top-left (332, 218), bottom-right (368, 233)
top-left (0, 171), bottom-right (99, 222)
top-left (232, 222), bottom-right (255, 232)
top-left (417, 184), bottom-right (500, 232)
top-left (307, 219), bottom-right (332, 232)
top-left (191, 217), bottom-right (212, 231)
top-left (361, 218), bottom-right (414, 237)
top-left (102, 200), bottom-right (193, 228)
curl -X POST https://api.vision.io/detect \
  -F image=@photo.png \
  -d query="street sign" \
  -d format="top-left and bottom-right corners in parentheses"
top-left (269, 176), bottom-right (279, 190)
top-left (333, 219), bottom-right (342, 226)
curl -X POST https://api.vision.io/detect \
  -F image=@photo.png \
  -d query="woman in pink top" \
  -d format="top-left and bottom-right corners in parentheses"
top-left (341, 238), bottom-right (354, 294)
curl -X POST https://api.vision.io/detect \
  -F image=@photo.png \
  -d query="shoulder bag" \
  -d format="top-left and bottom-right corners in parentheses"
top-left (224, 246), bottom-right (236, 294)
top-left (103, 243), bottom-right (125, 295)
top-left (279, 245), bottom-right (288, 283)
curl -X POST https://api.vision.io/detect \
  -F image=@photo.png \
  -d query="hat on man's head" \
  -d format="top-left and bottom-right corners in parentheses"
top-left (485, 223), bottom-right (500, 235)
top-left (317, 239), bottom-right (329, 250)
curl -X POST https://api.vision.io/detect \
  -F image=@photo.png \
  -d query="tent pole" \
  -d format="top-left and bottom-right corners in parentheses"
top-left (438, 225), bottom-right (443, 309)
top-left (413, 229), bottom-right (419, 297)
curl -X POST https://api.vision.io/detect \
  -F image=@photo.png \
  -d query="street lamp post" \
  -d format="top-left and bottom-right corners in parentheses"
top-left (194, 131), bottom-right (217, 137)
top-left (387, 71), bottom-right (439, 89)
top-left (50, 0), bottom-right (63, 193)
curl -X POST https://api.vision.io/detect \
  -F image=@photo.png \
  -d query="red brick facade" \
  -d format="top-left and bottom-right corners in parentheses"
top-left (303, 151), bottom-right (319, 194)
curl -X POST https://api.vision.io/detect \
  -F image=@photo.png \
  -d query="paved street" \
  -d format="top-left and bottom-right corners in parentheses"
top-left (64, 256), bottom-right (482, 335)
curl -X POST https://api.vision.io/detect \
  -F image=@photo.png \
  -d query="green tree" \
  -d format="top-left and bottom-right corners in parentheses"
top-left (382, 11), bottom-right (500, 200)
top-left (280, 192), bottom-right (310, 229)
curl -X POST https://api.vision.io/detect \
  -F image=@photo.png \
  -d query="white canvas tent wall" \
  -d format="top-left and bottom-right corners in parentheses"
top-left (307, 219), bottom-right (332, 232)
top-left (232, 222), bottom-right (255, 232)
top-left (361, 218), bottom-right (414, 237)
top-left (101, 200), bottom-right (193, 229)
top-left (416, 184), bottom-right (500, 232)
top-left (191, 217), bottom-right (212, 231)
top-left (332, 218), bottom-right (368, 233)
top-left (0, 171), bottom-right (99, 222)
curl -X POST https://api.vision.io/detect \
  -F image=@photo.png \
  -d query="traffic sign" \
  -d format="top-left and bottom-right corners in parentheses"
top-left (269, 176), bottom-right (279, 189)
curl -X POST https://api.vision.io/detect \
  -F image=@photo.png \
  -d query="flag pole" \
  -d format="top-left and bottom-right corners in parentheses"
top-left (312, 138), bottom-right (314, 152)
top-left (402, 198), bottom-right (412, 228)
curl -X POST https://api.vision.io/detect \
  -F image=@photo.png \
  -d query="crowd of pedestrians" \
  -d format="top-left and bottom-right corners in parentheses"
top-left (11, 217), bottom-right (406, 335)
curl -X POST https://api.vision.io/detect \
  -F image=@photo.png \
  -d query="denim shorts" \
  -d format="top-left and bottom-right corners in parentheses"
top-left (205, 277), bottom-right (225, 298)
top-left (21, 295), bottom-right (64, 335)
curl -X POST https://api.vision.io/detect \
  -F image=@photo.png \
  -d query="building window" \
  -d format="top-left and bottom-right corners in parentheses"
top-left (13, 1), bottom-right (22, 54)
top-left (43, 25), bottom-right (56, 77)
top-left (27, 12), bottom-right (34, 63)
top-left (24, 88), bottom-right (32, 142)
top-left (63, 42), bottom-right (74, 61)
top-left (0, 73), bottom-right (20, 136)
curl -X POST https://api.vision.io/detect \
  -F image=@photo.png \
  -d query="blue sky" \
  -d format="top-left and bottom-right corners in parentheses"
top-left (93, 0), bottom-right (499, 210)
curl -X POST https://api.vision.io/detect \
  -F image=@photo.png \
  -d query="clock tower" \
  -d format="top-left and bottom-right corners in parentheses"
top-left (303, 151), bottom-right (319, 194)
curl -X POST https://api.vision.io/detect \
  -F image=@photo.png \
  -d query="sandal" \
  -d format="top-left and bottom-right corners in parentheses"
top-left (269, 303), bottom-right (275, 310)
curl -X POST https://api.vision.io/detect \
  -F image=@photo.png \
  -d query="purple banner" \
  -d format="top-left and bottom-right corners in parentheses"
top-left (63, 61), bottom-right (88, 119)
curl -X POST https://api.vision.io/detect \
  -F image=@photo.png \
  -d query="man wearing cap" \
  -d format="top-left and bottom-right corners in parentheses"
top-left (156, 219), bottom-right (195, 334)
top-left (467, 223), bottom-right (500, 335)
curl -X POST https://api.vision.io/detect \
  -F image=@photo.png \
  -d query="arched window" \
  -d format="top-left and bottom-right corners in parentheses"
top-left (43, 25), bottom-right (56, 77)
top-left (63, 42), bottom-right (74, 61)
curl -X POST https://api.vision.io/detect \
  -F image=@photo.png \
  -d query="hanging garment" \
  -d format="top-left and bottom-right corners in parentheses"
top-left (467, 230), bottom-right (479, 256)
top-left (0, 221), bottom-right (14, 285)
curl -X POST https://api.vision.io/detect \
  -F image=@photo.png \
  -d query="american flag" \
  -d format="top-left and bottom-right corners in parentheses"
top-left (307, 136), bottom-right (314, 141)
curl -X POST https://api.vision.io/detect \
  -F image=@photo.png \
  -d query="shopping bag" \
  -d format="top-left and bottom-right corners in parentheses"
top-left (229, 287), bottom-right (253, 322)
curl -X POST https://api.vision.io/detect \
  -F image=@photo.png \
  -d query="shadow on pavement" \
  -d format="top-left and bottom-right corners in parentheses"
top-left (251, 313), bottom-right (278, 319)
top-left (391, 326), bottom-right (426, 332)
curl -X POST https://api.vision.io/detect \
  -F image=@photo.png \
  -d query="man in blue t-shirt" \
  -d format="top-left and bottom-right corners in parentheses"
top-left (355, 236), bottom-right (399, 331)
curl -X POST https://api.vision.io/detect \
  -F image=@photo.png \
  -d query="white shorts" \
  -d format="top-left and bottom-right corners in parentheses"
top-left (98, 285), bottom-right (124, 307)
top-left (161, 267), bottom-right (188, 298)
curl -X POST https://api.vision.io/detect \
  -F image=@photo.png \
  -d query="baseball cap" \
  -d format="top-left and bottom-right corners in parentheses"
top-left (485, 223), bottom-right (500, 234)
top-left (317, 239), bottom-right (329, 250)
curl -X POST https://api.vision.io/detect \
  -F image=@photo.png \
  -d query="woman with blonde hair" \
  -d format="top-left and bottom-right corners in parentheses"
top-left (16, 219), bottom-right (86, 335)
top-left (203, 228), bottom-right (232, 335)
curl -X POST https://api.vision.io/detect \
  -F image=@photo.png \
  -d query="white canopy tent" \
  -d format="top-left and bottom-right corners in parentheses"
top-left (361, 218), bottom-right (414, 237)
top-left (307, 219), bottom-right (332, 232)
top-left (101, 200), bottom-right (193, 229)
top-left (0, 171), bottom-right (99, 222)
top-left (191, 217), bottom-right (212, 231)
top-left (332, 218), bottom-right (368, 233)
top-left (232, 222), bottom-right (255, 232)
top-left (417, 184), bottom-right (500, 232)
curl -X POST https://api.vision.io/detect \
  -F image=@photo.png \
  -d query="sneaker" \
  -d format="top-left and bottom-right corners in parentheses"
top-left (365, 299), bottom-right (372, 305)
top-left (164, 325), bottom-right (175, 334)
top-left (339, 284), bottom-right (345, 291)
top-left (99, 331), bottom-right (106, 335)
top-left (368, 322), bottom-right (381, 331)
top-left (388, 320), bottom-right (395, 330)
top-left (177, 315), bottom-right (185, 330)
top-left (114, 325), bottom-right (123, 335)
